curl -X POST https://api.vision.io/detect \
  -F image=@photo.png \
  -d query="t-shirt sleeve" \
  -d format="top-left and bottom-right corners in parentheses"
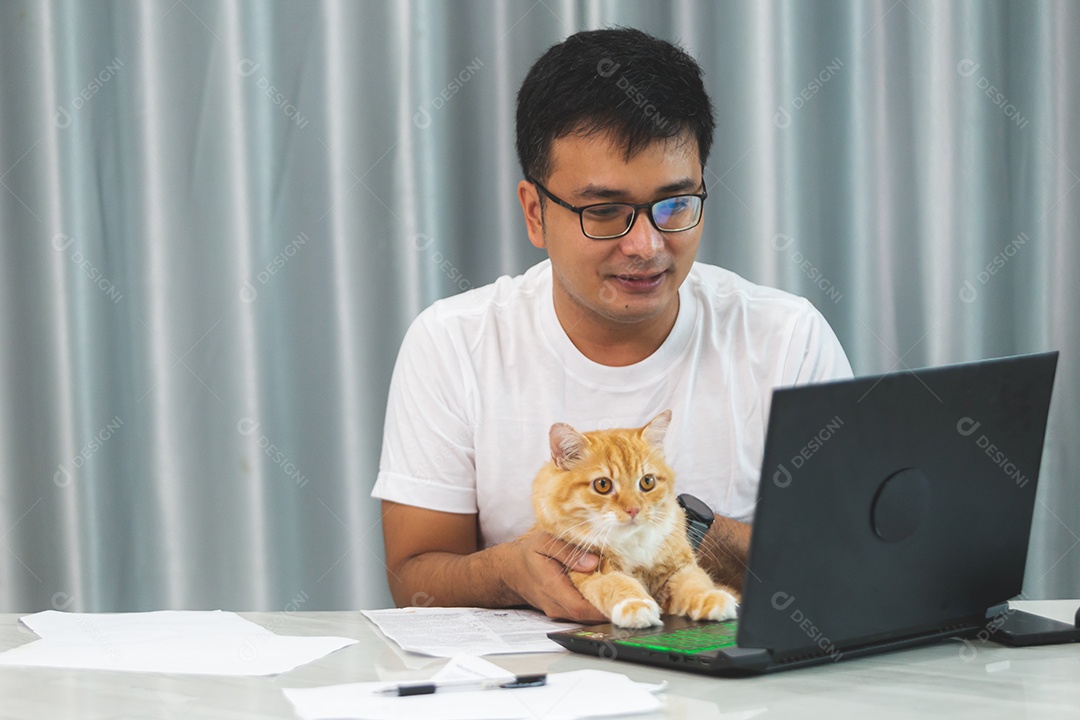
top-left (786, 300), bottom-right (853, 384)
top-left (370, 310), bottom-right (478, 514)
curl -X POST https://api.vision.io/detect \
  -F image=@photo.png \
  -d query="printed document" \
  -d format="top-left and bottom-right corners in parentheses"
top-left (361, 607), bottom-right (578, 656)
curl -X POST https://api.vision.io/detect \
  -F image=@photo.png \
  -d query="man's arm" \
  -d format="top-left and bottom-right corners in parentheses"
top-left (380, 500), bottom-right (606, 623)
top-left (695, 515), bottom-right (752, 594)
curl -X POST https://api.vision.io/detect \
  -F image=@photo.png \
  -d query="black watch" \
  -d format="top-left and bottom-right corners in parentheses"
top-left (677, 493), bottom-right (714, 552)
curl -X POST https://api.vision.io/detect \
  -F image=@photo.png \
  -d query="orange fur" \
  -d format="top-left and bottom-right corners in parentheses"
top-left (532, 410), bottom-right (740, 627)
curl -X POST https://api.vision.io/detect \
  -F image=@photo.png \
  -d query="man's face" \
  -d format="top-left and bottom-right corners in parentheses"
top-left (519, 132), bottom-right (704, 336)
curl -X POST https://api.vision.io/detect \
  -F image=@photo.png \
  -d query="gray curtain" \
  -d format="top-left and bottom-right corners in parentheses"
top-left (0, 0), bottom-right (1077, 612)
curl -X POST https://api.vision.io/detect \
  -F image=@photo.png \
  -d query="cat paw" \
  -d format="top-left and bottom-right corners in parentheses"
top-left (686, 589), bottom-right (739, 622)
top-left (611, 598), bottom-right (662, 628)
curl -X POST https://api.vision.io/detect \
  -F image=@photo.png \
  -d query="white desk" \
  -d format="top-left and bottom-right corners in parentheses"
top-left (0, 601), bottom-right (1077, 719)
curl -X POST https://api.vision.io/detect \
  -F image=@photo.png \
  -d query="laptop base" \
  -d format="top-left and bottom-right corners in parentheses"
top-left (548, 616), bottom-right (986, 675)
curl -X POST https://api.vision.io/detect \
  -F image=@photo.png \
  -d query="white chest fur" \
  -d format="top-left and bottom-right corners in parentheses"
top-left (611, 511), bottom-right (678, 571)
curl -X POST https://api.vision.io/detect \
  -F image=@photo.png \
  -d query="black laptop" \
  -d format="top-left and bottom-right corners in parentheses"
top-left (549, 351), bottom-right (1069, 674)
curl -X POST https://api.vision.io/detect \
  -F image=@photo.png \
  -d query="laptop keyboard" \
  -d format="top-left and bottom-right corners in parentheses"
top-left (614, 621), bottom-right (739, 654)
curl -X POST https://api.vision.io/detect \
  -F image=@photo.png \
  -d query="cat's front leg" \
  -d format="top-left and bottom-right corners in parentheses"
top-left (663, 564), bottom-right (739, 622)
top-left (568, 570), bottom-right (662, 628)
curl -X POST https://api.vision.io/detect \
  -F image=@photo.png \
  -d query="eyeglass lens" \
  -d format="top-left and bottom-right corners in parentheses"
top-left (580, 196), bottom-right (702, 238)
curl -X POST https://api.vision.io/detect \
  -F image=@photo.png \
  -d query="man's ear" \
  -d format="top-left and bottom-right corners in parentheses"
top-left (518, 179), bottom-right (546, 250)
top-left (550, 422), bottom-right (588, 469)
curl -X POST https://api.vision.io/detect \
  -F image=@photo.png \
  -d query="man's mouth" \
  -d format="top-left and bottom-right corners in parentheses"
top-left (610, 271), bottom-right (666, 291)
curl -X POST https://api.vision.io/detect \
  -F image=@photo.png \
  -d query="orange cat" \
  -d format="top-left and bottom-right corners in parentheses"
top-left (532, 410), bottom-right (740, 628)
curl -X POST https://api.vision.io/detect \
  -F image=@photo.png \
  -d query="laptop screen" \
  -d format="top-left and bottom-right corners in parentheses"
top-left (736, 352), bottom-right (1057, 661)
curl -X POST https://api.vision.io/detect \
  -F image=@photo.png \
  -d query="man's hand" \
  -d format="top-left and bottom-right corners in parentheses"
top-left (381, 501), bottom-right (606, 623)
top-left (503, 529), bottom-right (606, 623)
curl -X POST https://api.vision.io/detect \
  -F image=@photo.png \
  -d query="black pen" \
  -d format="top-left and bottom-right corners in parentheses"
top-left (374, 673), bottom-right (548, 697)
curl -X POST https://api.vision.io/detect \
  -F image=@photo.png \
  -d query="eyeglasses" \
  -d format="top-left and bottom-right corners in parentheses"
top-left (526, 176), bottom-right (708, 240)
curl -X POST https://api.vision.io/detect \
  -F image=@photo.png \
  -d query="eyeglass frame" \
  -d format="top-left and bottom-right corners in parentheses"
top-left (525, 174), bottom-right (709, 240)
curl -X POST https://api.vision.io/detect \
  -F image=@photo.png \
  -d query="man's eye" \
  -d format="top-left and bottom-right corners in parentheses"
top-left (584, 205), bottom-right (624, 220)
top-left (658, 197), bottom-right (691, 215)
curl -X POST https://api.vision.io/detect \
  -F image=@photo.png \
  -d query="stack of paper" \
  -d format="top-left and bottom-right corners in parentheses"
top-left (283, 655), bottom-right (665, 720)
top-left (361, 607), bottom-right (577, 656)
top-left (0, 610), bottom-right (357, 676)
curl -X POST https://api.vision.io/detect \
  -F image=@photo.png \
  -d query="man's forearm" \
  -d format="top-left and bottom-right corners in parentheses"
top-left (381, 500), bottom-right (605, 621)
top-left (389, 541), bottom-right (524, 609)
top-left (696, 516), bottom-right (752, 594)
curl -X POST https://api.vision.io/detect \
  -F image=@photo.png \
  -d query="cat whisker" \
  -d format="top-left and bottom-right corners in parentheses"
top-left (695, 543), bottom-right (736, 578)
top-left (571, 523), bottom-right (609, 558)
top-left (583, 521), bottom-right (618, 559)
top-left (558, 523), bottom-right (601, 549)
top-left (573, 529), bottom-right (608, 568)
top-left (542, 517), bottom-right (595, 549)
top-left (599, 525), bottom-right (616, 554)
top-left (544, 519), bottom-right (610, 566)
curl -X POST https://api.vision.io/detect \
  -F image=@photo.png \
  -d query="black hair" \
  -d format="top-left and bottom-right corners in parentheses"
top-left (515, 27), bottom-right (715, 183)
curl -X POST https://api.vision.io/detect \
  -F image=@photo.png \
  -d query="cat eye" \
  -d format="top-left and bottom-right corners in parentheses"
top-left (592, 477), bottom-right (613, 494)
top-left (639, 474), bottom-right (657, 491)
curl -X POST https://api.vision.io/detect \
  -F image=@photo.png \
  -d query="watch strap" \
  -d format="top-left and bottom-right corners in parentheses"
top-left (677, 493), bottom-right (715, 552)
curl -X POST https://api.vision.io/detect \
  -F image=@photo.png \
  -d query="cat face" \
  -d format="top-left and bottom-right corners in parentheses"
top-left (533, 411), bottom-right (679, 549)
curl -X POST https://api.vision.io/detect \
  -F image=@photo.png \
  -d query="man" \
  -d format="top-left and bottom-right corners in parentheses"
top-left (372, 28), bottom-right (851, 623)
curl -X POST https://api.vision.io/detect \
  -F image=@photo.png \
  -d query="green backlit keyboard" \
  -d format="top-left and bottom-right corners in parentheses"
top-left (614, 621), bottom-right (739, 654)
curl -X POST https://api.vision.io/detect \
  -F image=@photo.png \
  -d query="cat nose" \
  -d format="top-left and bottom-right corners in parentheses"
top-left (626, 507), bottom-right (640, 519)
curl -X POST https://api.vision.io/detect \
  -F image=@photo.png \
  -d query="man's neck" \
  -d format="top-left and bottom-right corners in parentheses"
top-left (552, 291), bottom-right (680, 367)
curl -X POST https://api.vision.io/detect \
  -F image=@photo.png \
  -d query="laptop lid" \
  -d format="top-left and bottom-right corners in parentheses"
top-left (736, 351), bottom-right (1058, 662)
top-left (548, 352), bottom-right (1059, 673)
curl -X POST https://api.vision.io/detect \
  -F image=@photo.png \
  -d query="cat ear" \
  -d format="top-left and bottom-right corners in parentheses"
top-left (641, 409), bottom-right (672, 449)
top-left (550, 422), bottom-right (588, 470)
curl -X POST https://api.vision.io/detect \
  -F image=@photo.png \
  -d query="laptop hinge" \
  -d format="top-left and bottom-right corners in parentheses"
top-left (985, 602), bottom-right (1010, 619)
top-left (710, 646), bottom-right (773, 673)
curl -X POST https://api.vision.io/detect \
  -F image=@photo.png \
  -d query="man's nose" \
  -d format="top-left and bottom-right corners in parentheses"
top-left (617, 211), bottom-right (664, 259)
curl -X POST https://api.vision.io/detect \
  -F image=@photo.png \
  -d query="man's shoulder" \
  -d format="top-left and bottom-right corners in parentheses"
top-left (413, 260), bottom-right (549, 334)
top-left (686, 262), bottom-right (851, 382)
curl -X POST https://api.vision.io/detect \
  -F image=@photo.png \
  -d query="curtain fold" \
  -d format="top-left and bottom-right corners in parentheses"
top-left (0, 0), bottom-right (1076, 611)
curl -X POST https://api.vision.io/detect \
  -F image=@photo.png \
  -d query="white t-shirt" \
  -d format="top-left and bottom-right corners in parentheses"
top-left (371, 259), bottom-right (852, 548)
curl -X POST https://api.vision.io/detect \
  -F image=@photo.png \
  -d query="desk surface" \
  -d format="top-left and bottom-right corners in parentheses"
top-left (0, 600), bottom-right (1078, 719)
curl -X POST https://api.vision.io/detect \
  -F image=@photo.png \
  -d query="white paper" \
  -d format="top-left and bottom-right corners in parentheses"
top-left (429, 654), bottom-right (516, 683)
top-left (361, 607), bottom-right (578, 657)
top-left (0, 610), bottom-right (357, 676)
top-left (283, 668), bottom-right (663, 720)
